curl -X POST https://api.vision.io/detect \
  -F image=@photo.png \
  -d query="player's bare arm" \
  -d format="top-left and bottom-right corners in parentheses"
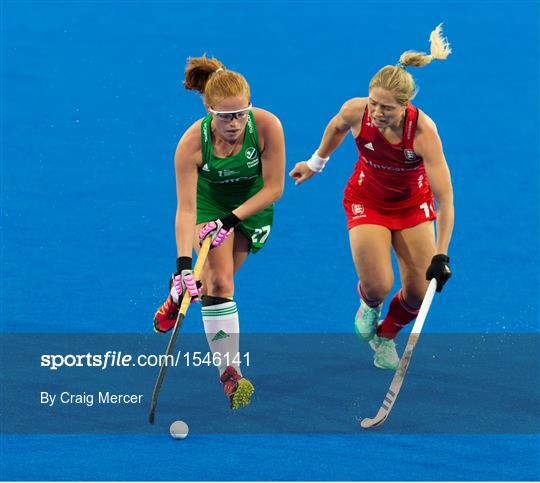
top-left (290, 98), bottom-right (367, 185)
top-left (318, 97), bottom-right (366, 156)
top-left (415, 113), bottom-right (454, 255)
top-left (174, 121), bottom-right (202, 258)
top-left (232, 109), bottom-right (285, 220)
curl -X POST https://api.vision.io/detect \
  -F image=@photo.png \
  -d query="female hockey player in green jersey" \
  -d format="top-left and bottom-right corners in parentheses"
top-left (154, 55), bottom-right (285, 409)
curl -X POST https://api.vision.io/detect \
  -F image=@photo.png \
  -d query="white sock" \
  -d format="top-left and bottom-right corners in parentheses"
top-left (202, 301), bottom-right (241, 375)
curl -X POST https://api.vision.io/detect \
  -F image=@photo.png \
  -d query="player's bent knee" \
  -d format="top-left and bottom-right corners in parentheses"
top-left (360, 280), bottom-right (393, 303)
top-left (205, 276), bottom-right (234, 298)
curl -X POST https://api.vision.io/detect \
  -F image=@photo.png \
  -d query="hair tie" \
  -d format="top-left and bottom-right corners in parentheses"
top-left (396, 60), bottom-right (407, 69)
top-left (214, 68), bottom-right (224, 74)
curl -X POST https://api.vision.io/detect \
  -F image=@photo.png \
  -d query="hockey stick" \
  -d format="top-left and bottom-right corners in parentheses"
top-left (148, 237), bottom-right (212, 424)
top-left (360, 278), bottom-right (437, 429)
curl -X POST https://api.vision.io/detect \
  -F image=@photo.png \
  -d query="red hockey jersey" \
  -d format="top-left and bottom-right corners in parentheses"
top-left (344, 104), bottom-right (433, 211)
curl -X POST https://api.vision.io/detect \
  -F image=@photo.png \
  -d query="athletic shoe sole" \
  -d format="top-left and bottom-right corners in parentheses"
top-left (230, 378), bottom-right (255, 410)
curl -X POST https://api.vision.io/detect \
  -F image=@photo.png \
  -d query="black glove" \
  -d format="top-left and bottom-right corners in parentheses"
top-left (426, 254), bottom-right (452, 292)
top-left (219, 213), bottom-right (241, 230)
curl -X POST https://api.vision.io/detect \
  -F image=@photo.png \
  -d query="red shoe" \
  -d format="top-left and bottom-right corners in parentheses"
top-left (220, 366), bottom-right (254, 409)
top-left (153, 293), bottom-right (179, 333)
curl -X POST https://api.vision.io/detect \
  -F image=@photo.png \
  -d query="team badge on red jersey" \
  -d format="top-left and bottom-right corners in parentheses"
top-left (403, 149), bottom-right (418, 163)
top-left (352, 203), bottom-right (365, 215)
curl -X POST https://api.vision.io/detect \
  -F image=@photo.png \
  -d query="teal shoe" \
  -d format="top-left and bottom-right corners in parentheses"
top-left (371, 334), bottom-right (399, 370)
top-left (354, 301), bottom-right (382, 341)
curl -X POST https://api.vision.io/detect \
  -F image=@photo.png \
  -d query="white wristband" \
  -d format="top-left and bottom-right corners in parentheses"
top-left (306, 150), bottom-right (330, 173)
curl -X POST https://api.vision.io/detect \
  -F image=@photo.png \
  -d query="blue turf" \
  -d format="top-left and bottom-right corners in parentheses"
top-left (1, 0), bottom-right (539, 480)
top-left (2, 434), bottom-right (539, 481)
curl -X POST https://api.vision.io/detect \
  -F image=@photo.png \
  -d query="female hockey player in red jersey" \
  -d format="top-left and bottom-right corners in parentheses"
top-left (290, 24), bottom-right (454, 370)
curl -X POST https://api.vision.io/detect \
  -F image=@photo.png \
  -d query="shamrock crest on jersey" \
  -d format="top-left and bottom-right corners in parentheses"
top-left (245, 147), bottom-right (259, 168)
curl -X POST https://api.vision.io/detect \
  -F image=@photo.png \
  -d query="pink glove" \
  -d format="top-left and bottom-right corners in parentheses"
top-left (172, 270), bottom-right (201, 304)
top-left (199, 213), bottom-right (240, 249)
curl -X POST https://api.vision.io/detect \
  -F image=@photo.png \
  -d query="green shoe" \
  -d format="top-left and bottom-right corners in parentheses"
top-left (354, 301), bottom-right (382, 341)
top-left (372, 335), bottom-right (399, 370)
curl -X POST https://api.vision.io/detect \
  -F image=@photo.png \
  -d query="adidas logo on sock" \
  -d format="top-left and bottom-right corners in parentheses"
top-left (212, 330), bottom-right (230, 341)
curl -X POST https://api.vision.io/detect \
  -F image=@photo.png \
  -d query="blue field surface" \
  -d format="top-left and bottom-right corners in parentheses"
top-left (2, 434), bottom-right (539, 481)
top-left (1, 0), bottom-right (539, 480)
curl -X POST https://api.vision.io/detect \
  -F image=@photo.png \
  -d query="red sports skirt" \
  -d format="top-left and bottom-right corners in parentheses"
top-left (343, 191), bottom-right (436, 231)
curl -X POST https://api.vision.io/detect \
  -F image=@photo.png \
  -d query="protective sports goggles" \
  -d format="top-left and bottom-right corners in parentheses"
top-left (208, 104), bottom-right (252, 121)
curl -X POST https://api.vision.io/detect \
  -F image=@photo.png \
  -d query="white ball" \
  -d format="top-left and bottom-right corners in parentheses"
top-left (169, 420), bottom-right (189, 439)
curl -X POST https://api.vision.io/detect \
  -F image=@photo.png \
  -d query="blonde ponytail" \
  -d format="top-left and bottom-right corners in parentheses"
top-left (397, 23), bottom-right (452, 68)
top-left (370, 24), bottom-right (451, 104)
